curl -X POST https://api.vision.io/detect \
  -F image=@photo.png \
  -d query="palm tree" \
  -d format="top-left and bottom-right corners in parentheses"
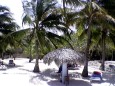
top-left (76, 1), bottom-right (115, 75)
top-left (0, 5), bottom-right (19, 59)
top-left (97, 16), bottom-right (115, 71)
top-left (22, 0), bottom-right (71, 72)
top-left (98, 0), bottom-right (115, 70)
top-left (74, 1), bottom-right (111, 76)
top-left (59, 0), bottom-right (115, 75)
top-left (95, 0), bottom-right (115, 70)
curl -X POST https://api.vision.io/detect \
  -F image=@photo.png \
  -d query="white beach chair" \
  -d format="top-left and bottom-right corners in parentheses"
top-left (0, 65), bottom-right (7, 70)
top-left (7, 60), bottom-right (15, 67)
top-left (109, 65), bottom-right (115, 73)
top-left (50, 71), bottom-right (61, 76)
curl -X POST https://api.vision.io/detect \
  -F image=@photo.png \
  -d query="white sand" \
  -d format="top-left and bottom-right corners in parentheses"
top-left (0, 58), bottom-right (115, 86)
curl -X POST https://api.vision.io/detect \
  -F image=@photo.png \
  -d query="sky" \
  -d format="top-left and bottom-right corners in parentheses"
top-left (0, 0), bottom-right (23, 28)
top-left (0, 0), bottom-right (62, 29)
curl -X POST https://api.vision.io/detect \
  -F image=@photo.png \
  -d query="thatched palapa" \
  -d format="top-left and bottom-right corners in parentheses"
top-left (43, 48), bottom-right (84, 66)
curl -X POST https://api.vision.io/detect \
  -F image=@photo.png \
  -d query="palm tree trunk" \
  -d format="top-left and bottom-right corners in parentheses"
top-left (29, 43), bottom-right (32, 62)
top-left (1, 52), bottom-right (4, 60)
top-left (82, 10), bottom-right (93, 77)
top-left (33, 56), bottom-right (40, 72)
top-left (33, 40), bottom-right (40, 73)
top-left (111, 50), bottom-right (113, 60)
top-left (100, 31), bottom-right (106, 71)
top-left (81, 27), bottom-right (91, 77)
top-left (33, 17), bottom-right (40, 72)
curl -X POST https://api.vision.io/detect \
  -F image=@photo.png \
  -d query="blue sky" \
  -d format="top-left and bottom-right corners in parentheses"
top-left (0, 0), bottom-right (62, 28)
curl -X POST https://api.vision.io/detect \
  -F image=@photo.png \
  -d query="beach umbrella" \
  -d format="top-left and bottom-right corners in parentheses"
top-left (43, 48), bottom-right (84, 65)
top-left (43, 48), bottom-right (84, 83)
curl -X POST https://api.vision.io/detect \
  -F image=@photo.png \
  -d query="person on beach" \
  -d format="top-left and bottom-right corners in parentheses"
top-left (57, 64), bottom-right (74, 73)
top-left (57, 65), bottom-right (62, 73)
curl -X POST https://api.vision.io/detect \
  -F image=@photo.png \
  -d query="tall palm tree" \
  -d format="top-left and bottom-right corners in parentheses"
top-left (76, 1), bottom-right (115, 76)
top-left (0, 5), bottom-right (19, 58)
top-left (22, 0), bottom-right (71, 72)
top-left (96, 0), bottom-right (115, 70)
top-left (74, 1), bottom-right (111, 76)
top-left (59, 0), bottom-right (115, 74)
top-left (97, 16), bottom-right (115, 71)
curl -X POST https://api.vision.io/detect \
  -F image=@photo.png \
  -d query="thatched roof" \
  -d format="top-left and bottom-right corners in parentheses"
top-left (43, 48), bottom-right (84, 66)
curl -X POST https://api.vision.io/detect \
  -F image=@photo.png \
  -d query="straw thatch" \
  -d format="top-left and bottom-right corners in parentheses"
top-left (43, 48), bottom-right (84, 66)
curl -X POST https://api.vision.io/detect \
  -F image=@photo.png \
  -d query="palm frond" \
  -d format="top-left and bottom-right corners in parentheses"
top-left (64, 0), bottom-right (84, 6)
top-left (22, 14), bottom-right (33, 26)
top-left (0, 5), bottom-right (9, 12)
top-left (36, 0), bottom-right (44, 21)
top-left (0, 29), bottom-right (13, 34)
top-left (0, 12), bottom-right (13, 22)
top-left (46, 32), bottom-right (73, 49)
top-left (0, 22), bottom-right (19, 31)
top-left (10, 29), bottom-right (29, 41)
top-left (43, 1), bottom-right (56, 15)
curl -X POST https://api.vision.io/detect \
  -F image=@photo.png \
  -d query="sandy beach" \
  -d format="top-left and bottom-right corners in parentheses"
top-left (0, 58), bottom-right (115, 86)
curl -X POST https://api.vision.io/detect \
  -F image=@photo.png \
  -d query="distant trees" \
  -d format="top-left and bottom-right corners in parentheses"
top-left (0, 0), bottom-right (115, 76)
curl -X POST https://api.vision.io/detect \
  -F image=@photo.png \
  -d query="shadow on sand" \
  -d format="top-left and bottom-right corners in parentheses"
top-left (47, 79), bottom-right (92, 86)
top-left (29, 68), bottom-right (93, 86)
top-left (7, 64), bottom-right (23, 69)
top-left (19, 68), bottom-right (33, 72)
top-left (29, 68), bottom-right (60, 84)
top-left (0, 64), bottom-right (23, 71)
top-left (102, 72), bottom-right (115, 86)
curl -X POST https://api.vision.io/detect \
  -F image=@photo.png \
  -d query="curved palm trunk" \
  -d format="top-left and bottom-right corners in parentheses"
top-left (33, 11), bottom-right (40, 72)
top-left (33, 56), bottom-right (40, 72)
top-left (81, 27), bottom-right (91, 77)
top-left (1, 53), bottom-right (4, 60)
top-left (82, 11), bottom-right (93, 77)
top-left (81, 51), bottom-right (88, 77)
top-left (100, 31), bottom-right (106, 71)
top-left (29, 56), bottom-right (32, 62)
top-left (29, 44), bottom-right (32, 62)
top-left (33, 40), bottom-right (40, 73)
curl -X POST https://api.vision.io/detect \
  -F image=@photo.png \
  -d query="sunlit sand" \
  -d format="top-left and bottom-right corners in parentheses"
top-left (0, 58), bottom-right (115, 86)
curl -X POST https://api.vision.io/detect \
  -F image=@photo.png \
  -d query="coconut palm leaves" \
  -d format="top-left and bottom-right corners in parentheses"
top-left (73, 1), bottom-right (115, 76)
top-left (63, 0), bottom-right (82, 6)
top-left (0, 5), bottom-right (19, 32)
top-left (22, 0), bottom-right (71, 72)
top-left (0, 5), bottom-right (19, 57)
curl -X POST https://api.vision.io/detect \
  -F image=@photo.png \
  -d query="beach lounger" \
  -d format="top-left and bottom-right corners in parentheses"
top-left (0, 65), bottom-right (7, 70)
top-left (0, 61), bottom-right (7, 70)
top-left (7, 60), bottom-right (15, 67)
top-left (109, 65), bottom-right (115, 73)
top-left (90, 71), bottom-right (102, 82)
top-left (50, 71), bottom-right (61, 76)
